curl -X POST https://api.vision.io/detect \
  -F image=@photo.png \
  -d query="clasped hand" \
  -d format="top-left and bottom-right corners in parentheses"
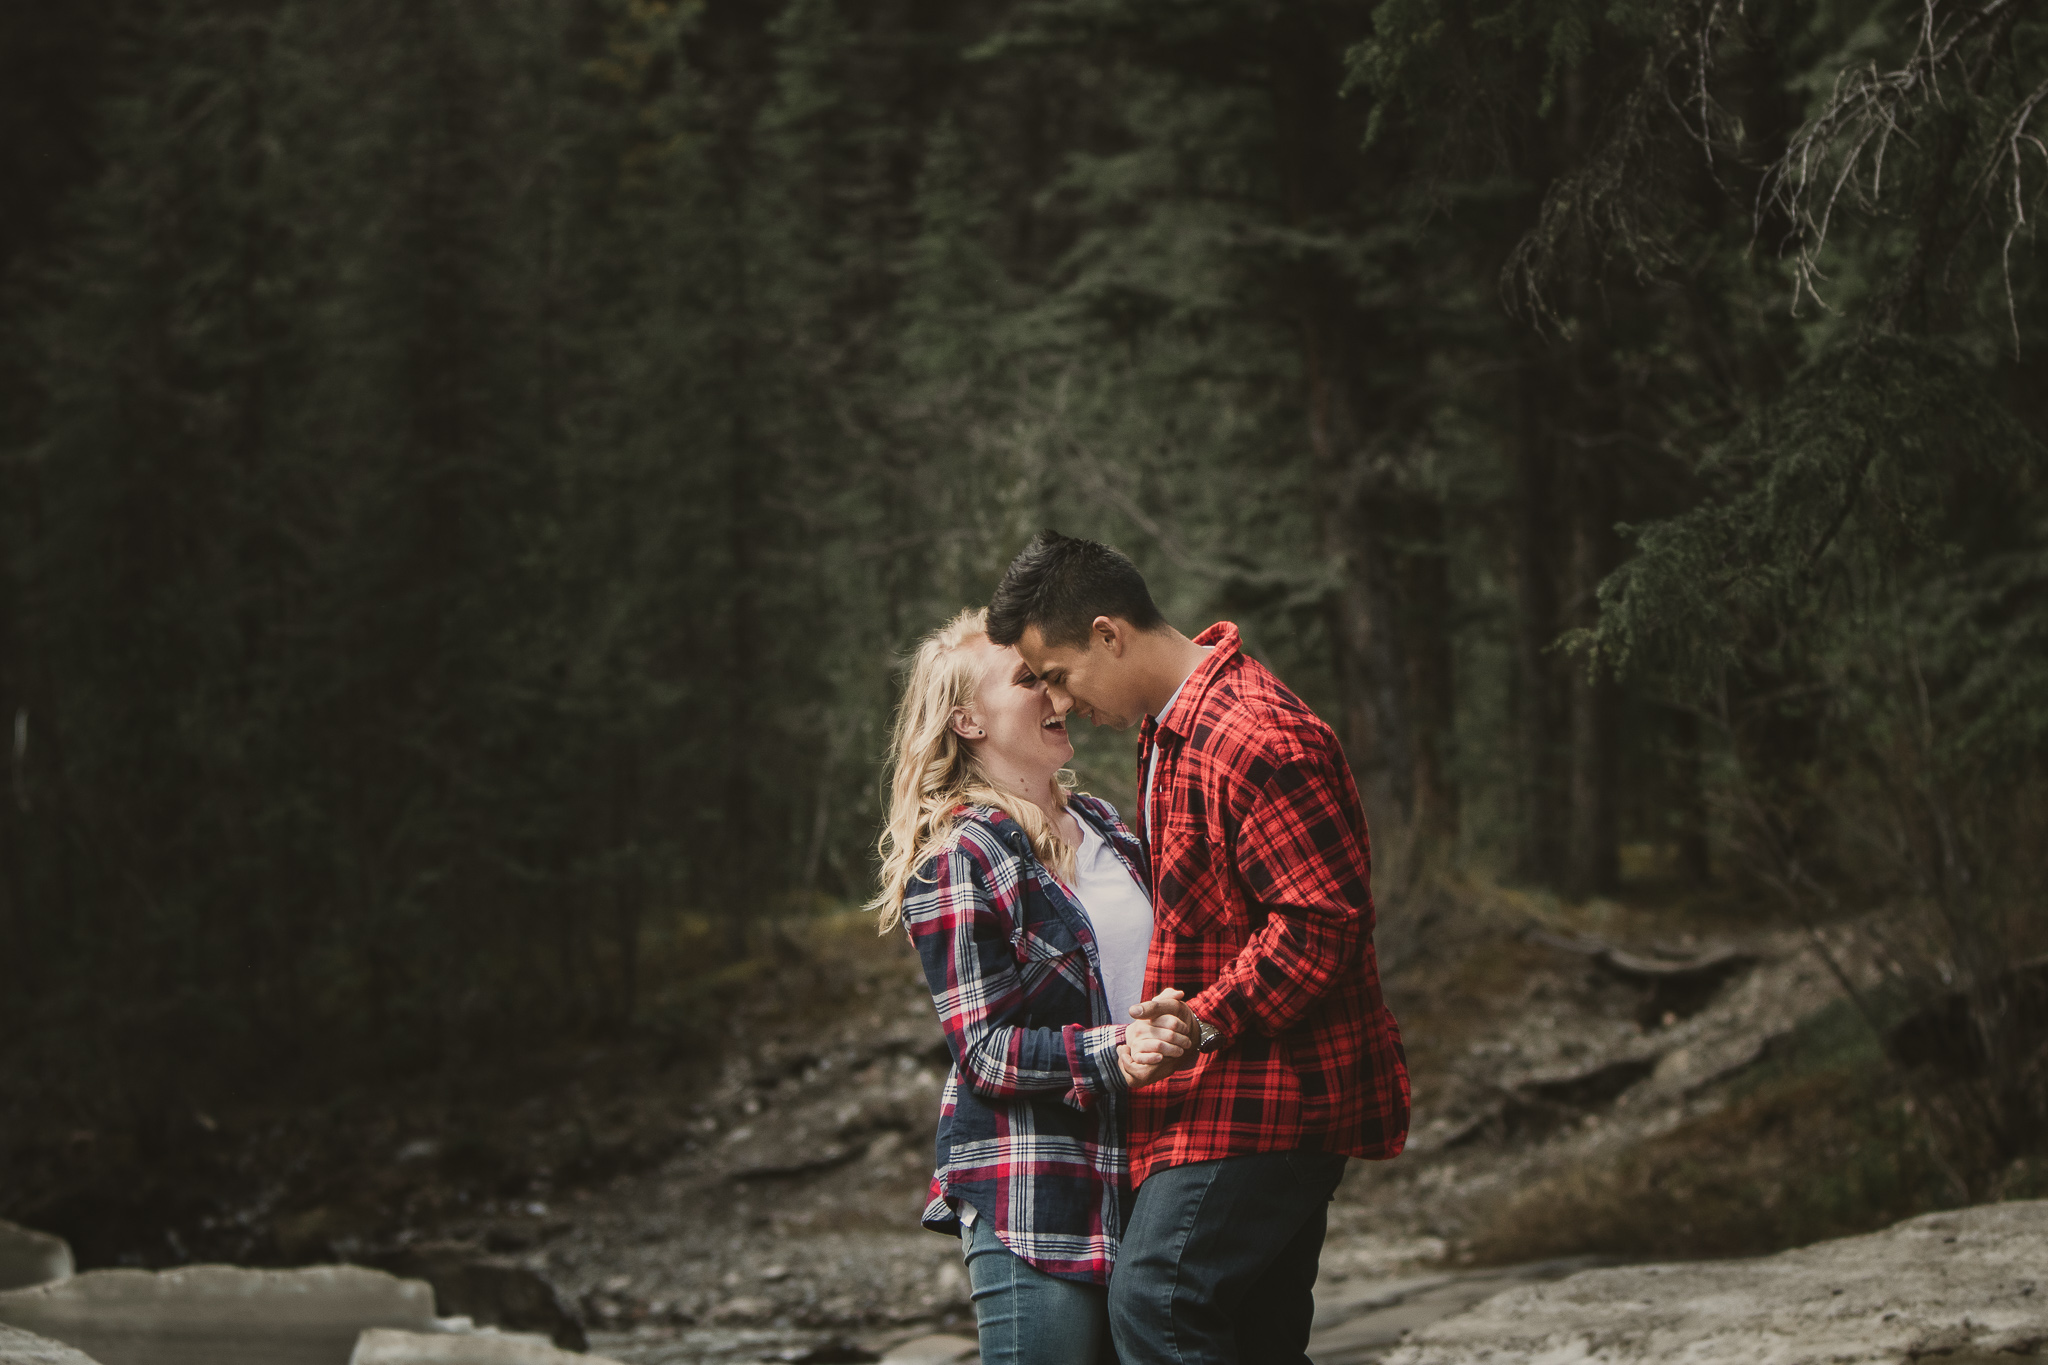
top-left (1117, 987), bottom-right (1200, 1089)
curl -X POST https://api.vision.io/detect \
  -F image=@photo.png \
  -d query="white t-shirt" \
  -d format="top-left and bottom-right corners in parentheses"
top-left (1070, 817), bottom-right (1154, 1025)
top-left (1144, 648), bottom-right (1211, 842)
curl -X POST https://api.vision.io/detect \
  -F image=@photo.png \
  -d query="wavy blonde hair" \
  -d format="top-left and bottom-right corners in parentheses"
top-left (868, 607), bottom-right (1077, 933)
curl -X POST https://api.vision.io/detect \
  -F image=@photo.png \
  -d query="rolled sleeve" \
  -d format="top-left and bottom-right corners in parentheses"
top-left (907, 843), bottom-right (1105, 1103)
top-left (1062, 1022), bottom-right (1130, 1109)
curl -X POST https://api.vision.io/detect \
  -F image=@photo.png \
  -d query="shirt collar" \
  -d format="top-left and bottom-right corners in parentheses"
top-left (1151, 621), bottom-right (1240, 742)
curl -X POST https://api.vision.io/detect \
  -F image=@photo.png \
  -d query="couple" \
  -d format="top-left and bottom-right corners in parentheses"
top-left (869, 532), bottom-right (1410, 1365)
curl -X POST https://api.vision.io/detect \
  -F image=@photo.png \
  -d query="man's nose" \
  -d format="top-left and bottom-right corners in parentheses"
top-left (1046, 685), bottom-right (1074, 717)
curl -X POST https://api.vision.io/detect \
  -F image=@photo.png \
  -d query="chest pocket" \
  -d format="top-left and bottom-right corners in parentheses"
top-left (1154, 811), bottom-right (1235, 938)
top-left (1010, 872), bottom-right (1085, 965)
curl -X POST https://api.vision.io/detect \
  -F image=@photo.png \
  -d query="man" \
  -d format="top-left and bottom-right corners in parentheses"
top-left (987, 530), bottom-right (1409, 1365)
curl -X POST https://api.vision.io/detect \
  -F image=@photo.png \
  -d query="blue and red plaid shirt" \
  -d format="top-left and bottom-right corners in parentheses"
top-left (904, 794), bottom-right (1147, 1284)
top-left (1132, 622), bottom-right (1409, 1184)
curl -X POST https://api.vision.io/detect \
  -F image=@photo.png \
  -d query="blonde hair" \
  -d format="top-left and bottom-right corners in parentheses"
top-left (868, 606), bottom-right (1077, 933)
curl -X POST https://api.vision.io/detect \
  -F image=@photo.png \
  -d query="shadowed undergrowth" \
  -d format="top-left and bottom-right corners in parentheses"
top-left (1466, 997), bottom-right (2048, 1264)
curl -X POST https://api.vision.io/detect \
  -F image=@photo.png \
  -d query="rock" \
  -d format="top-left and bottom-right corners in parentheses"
top-left (348, 1328), bottom-right (625, 1364)
top-left (0, 1263), bottom-right (438, 1365)
top-left (0, 1226), bottom-right (72, 1294)
top-left (1383, 1201), bottom-right (2048, 1365)
top-left (0, 1323), bottom-right (101, 1365)
top-left (729, 1145), bottom-right (866, 1182)
top-left (706, 1294), bottom-right (776, 1324)
top-left (767, 1341), bottom-right (882, 1363)
top-left (876, 1334), bottom-right (978, 1363)
top-left (1307, 1259), bottom-right (1611, 1365)
top-left (375, 1243), bottom-right (586, 1349)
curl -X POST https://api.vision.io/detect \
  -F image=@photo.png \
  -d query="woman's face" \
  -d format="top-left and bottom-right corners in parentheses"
top-left (960, 641), bottom-right (1073, 787)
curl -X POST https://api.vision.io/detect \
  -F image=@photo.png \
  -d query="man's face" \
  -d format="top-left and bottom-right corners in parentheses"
top-left (1017, 619), bottom-right (1150, 731)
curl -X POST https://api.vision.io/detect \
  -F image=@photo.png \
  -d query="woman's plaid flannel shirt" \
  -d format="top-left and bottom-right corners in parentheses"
top-left (1131, 622), bottom-right (1410, 1185)
top-left (905, 795), bottom-right (1147, 1285)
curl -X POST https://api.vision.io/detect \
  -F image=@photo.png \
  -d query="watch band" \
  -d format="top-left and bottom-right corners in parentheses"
top-left (1192, 1011), bottom-right (1223, 1053)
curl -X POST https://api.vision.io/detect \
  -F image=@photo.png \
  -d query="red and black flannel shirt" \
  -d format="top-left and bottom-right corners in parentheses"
top-left (1131, 621), bottom-right (1409, 1185)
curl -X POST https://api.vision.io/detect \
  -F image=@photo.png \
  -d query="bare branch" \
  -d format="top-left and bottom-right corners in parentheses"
top-left (1757, 0), bottom-right (2032, 321)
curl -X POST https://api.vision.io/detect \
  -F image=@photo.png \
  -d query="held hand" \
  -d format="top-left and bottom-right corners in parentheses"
top-left (1129, 986), bottom-right (1199, 1040)
top-left (1119, 1041), bottom-right (1180, 1089)
top-left (1123, 1014), bottom-right (1189, 1068)
top-left (1118, 988), bottom-right (1199, 1089)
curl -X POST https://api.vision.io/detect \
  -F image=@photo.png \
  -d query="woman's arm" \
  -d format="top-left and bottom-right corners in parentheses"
top-left (904, 841), bottom-right (1128, 1111)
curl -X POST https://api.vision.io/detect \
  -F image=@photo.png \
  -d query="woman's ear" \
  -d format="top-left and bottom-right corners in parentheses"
top-left (949, 708), bottom-right (987, 741)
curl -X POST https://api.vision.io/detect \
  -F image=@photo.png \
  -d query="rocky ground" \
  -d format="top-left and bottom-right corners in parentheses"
top-left (0, 878), bottom-right (1955, 1363)
top-left (1382, 1201), bottom-right (2048, 1364)
top-left (524, 884), bottom-right (1862, 1362)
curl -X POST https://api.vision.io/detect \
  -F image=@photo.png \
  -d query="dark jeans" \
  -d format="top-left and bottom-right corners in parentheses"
top-left (1107, 1150), bottom-right (1347, 1365)
top-left (962, 1215), bottom-right (1117, 1365)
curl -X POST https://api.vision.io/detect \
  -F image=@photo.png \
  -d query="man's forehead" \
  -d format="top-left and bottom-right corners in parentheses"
top-left (1018, 624), bottom-right (1087, 669)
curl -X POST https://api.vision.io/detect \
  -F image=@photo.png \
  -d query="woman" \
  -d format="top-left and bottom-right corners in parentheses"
top-left (869, 607), bottom-right (1187, 1365)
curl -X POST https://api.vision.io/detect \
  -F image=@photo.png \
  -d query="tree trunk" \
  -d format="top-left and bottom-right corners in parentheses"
top-left (722, 414), bottom-right (761, 960)
top-left (1565, 457), bottom-right (1620, 897)
top-left (1306, 309), bottom-right (1411, 830)
top-left (1672, 707), bottom-right (1712, 883)
top-left (1271, 9), bottom-right (1458, 873)
top-left (1512, 359), bottom-right (1567, 885)
top-left (1402, 496), bottom-right (1460, 873)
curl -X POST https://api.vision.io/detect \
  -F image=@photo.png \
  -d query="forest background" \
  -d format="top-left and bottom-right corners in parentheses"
top-left (4, 0), bottom-right (2048, 1219)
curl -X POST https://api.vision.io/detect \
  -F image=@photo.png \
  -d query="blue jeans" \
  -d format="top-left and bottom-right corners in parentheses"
top-left (962, 1215), bottom-right (1117, 1365)
top-left (1107, 1151), bottom-right (1348, 1365)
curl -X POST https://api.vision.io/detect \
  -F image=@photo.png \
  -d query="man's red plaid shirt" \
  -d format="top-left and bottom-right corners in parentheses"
top-left (1131, 621), bottom-right (1409, 1185)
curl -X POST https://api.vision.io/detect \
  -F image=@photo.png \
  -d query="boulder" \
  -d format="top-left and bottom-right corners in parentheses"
top-left (0, 1264), bottom-right (438, 1365)
top-left (0, 1324), bottom-right (101, 1365)
top-left (1383, 1201), bottom-right (2048, 1365)
top-left (1307, 1259), bottom-right (1610, 1364)
top-left (0, 1225), bottom-right (73, 1293)
top-left (348, 1328), bottom-right (624, 1365)
top-left (372, 1244), bottom-right (585, 1349)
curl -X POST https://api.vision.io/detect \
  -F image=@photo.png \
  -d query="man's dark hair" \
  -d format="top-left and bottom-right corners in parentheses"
top-left (987, 530), bottom-right (1166, 648)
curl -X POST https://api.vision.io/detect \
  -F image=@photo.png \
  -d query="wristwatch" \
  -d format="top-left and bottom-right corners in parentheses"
top-left (1190, 1010), bottom-right (1223, 1053)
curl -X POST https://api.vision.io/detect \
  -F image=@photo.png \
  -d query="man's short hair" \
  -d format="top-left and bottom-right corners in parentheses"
top-left (987, 530), bottom-right (1165, 649)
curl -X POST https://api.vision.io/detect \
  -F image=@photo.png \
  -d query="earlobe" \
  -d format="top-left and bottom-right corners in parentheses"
top-left (949, 709), bottom-right (987, 741)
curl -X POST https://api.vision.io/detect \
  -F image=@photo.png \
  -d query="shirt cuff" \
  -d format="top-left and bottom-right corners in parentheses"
top-left (1062, 1022), bottom-right (1130, 1110)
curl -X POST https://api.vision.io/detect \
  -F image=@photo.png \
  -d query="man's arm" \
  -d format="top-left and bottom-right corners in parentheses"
top-left (1179, 744), bottom-right (1371, 1049)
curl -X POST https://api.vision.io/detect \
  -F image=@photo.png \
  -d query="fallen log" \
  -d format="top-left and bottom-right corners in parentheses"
top-left (1527, 931), bottom-right (1759, 1027)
